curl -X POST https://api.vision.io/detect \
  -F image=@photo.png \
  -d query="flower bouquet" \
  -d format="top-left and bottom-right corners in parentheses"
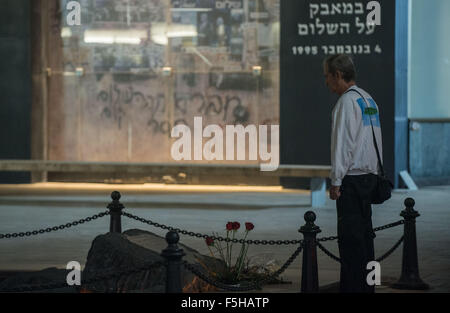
top-left (203, 221), bottom-right (255, 285)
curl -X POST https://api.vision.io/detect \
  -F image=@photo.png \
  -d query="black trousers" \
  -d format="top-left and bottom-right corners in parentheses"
top-left (337, 174), bottom-right (377, 293)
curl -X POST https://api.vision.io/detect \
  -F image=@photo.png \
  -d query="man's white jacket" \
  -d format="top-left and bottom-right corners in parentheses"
top-left (330, 85), bottom-right (383, 186)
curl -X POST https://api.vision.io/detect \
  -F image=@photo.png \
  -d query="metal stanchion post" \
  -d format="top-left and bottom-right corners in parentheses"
top-left (392, 198), bottom-right (429, 290)
top-left (108, 191), bottom-right (124, 233)
top-left (161, 231), bottom-right (185, 293)
top-left (299, 211), bottom-right (321, 293)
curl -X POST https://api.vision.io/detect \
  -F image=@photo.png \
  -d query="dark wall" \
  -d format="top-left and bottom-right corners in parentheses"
top-left (0, 0), bottom-right (31, 183)
top-left (280, 0), bottom-right (396, 188)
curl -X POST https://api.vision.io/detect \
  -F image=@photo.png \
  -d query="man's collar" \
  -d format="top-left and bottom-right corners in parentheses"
top-left (344, 85), bottom-right (358, 94)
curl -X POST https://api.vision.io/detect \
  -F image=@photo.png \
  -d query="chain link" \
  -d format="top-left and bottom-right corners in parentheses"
top-left (122, 212), bottom-right (303, 246)
top-left (373, 220), bottom-right (404, 232)
top-left (316, 242), bottom-right (341, 263)
top-left (376, 236), bottom-right (404, 262)
top-left (183, 243), bottom-right (303, 292)
top-left (317, 236), bottom-right (404, 264)
top-left (317, 235), bottom-right (339, 242)
top-left (0, 211), bottom-right (109, 240)
top-left (0, 261), bottom-right (166, 293)
top-left (317, 220), bottom-right (405, 243)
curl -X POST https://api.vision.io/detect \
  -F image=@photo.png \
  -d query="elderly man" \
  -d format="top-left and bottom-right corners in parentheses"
top-left (323, 54), bottom-right (383, 293)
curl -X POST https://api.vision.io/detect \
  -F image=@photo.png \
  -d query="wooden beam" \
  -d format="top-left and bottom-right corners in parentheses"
top-left (0, 160), bottom-right (331, 178)
top-left (30, 0), bottom-right (49, 182)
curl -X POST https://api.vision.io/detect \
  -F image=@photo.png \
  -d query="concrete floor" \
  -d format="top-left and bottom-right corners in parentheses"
top-left (0, 183), bottom-right (449, 292)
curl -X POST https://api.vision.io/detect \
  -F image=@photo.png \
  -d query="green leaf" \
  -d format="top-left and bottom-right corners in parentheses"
top-left (364, 107), bottom-right (378, 115)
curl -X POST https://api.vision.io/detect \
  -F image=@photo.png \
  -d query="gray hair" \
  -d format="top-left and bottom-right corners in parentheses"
top-left (323, 54), bottom-right (356, 83)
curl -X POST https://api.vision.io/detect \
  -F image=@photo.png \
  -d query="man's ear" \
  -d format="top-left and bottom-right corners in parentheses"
top-left (335, 71), bottom-right (343, 80)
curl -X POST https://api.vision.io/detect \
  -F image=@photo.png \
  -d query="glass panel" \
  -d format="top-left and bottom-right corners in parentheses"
top-left (50, 0), bottom-right (279, 164)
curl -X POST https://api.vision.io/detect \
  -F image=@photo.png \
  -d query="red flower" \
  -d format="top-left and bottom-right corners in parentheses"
top-left (232, 222), bottom-right (240, 230)
top-left (245, 222), bottom-right (254, 231)
top-left (226, 222), bottom-right (233, 231)
top-left (205, 237), bottom-right (214, 246)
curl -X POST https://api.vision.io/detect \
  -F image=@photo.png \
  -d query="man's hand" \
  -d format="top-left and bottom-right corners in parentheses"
top-left (330, 185), bottom-right (341, 200)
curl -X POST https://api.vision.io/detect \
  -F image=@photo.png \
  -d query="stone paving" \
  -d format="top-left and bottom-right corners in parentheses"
top-left (0, 183), bottom-right (449, 293)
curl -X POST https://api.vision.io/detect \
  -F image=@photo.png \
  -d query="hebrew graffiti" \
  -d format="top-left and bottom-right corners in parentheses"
top-left (96, 83), bottom-right (251, 134)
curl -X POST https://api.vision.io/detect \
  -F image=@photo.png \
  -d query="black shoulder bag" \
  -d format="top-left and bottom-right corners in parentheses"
top-left (346, 89), bottom-right (393, 204)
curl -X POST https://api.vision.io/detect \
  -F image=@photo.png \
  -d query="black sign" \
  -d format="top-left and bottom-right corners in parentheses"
top-left (280, 0), bottom-right (395, 186)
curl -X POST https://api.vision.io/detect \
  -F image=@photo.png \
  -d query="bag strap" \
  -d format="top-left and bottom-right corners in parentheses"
top-left (344, 88), bottom-right (385, 177)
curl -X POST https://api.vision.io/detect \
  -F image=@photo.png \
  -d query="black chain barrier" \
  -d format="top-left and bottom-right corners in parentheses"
top-left (0, 211), bottom-right (110, 240)
top-left (376, 236), bottom-right (404, 262)
top-left (122, 211), bottom-right (302, 246)
top-left (0, 261), bottom-right (166, 293)
top-left (316, 236), bottom-right (405, 264)
top-left (317, 235), bottom-right (339, 242)
top-left (373, 220), bottom-right (405, 232)
top-left (123, 211), bottom-right (405, 250)
top-left (315, 220), bottom-right (405, 263)
top-left (182, 244), bottom-right (304, 292)
top-left (316, 220), bottom-right (405, 243)
top-left (316, 242), bottom-right (341, 263)
top-left (0, 191), bottom-right (426, 293)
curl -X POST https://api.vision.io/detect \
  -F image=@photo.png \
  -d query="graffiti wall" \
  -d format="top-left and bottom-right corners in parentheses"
top-left (48, 0), bottom-right (280, 164)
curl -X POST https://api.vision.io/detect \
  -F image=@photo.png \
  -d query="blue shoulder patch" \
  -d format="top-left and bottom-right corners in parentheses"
top-left (357, 98), bottom-right (380, 127)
